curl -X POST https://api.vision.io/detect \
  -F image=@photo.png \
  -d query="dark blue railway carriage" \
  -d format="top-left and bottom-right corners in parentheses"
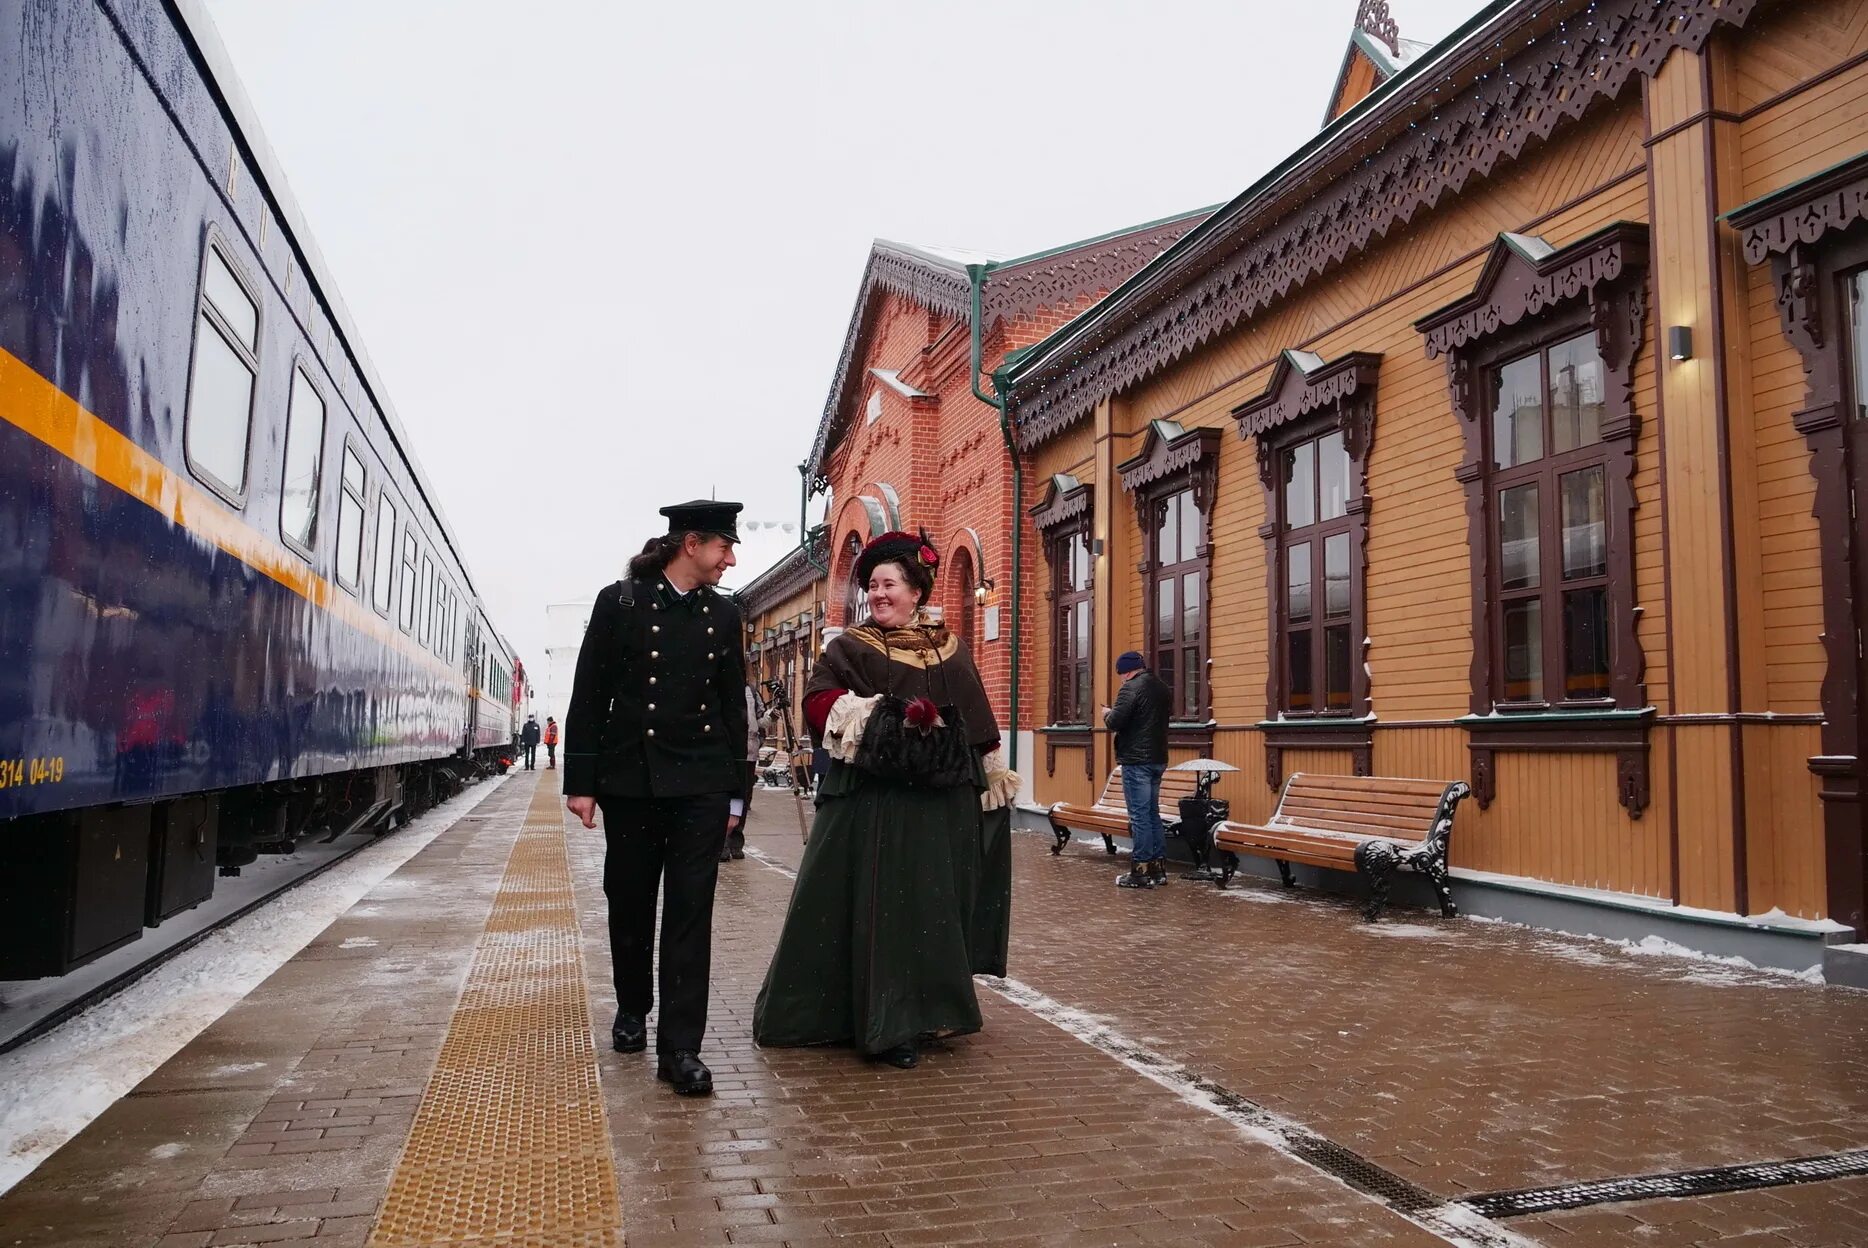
top-left (0, 0), bottom-right (519, 977)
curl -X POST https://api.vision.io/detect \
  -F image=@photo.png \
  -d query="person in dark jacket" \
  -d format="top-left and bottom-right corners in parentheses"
top-left (1103, 650), bottom-right (1172, 888)
top-left (520, 715), bottom-right (540, 770)
top-left (563, 500), bottom-right (749, 1098)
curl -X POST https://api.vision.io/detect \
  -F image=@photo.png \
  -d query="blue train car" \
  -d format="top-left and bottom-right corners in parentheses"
top-left (0, 0), bottom-right (520, 977)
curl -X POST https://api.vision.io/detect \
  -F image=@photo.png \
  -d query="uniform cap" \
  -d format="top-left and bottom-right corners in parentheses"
top-left (660, 499), bottom-right (742, 543)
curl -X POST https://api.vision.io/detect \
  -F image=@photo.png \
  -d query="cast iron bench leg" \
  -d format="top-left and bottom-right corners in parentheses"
top-left (1274, 859), bottom-right (1295, 888)
top-left (1048, 814), bottom-right (1070, 856)
top-left (1354, 839), bottom-right (1400, 922)
top-left (1420, 849), bottom-right (1457, 917)
top-left (1102, 830), bottom-right (1118, 856)
top-left (1218, 851), bottom-right (1239, 888)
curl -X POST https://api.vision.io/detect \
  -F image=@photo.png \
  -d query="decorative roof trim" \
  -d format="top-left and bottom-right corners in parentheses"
top-left (1415, 222), bottom-right (1649, 360)
top-left (869, 368), bottom-right (929, 399)
top-left (1232, 350), bottom-right (1383, 442)
top-left (1730, 151), bottom-right (1868, 263)
top-left (1117, 421), bottom-right (1223, 495)
top-left (1005, 0), bottom-right (1757, 451)
top-left (1029, 473), bottom-right (1092, 532)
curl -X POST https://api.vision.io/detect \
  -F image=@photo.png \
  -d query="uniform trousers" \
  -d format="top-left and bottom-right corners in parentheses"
top-left (598, 794), bottom-right (729, 1054)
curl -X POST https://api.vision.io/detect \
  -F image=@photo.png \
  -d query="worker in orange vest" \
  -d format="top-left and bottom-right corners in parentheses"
top-left (544, 716), bottom-right (560, 770)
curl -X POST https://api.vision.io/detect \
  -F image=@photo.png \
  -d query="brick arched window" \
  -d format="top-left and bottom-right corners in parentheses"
top-left (1417, 223), bottom-right (1651, 816)
top-left (949, 546), bottom-right (977, 649)
top-left (840, 532), bottom-right (865, 625)
top-left (1234, 350), bottom-right (1380, 787)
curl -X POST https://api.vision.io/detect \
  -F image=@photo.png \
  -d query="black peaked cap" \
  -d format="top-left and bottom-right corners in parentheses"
top-left (660, 499), bottom-right (742, 542)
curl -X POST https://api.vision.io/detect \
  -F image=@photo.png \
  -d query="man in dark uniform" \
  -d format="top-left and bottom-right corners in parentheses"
top-left (563, 500), bottom-right (749, 1097)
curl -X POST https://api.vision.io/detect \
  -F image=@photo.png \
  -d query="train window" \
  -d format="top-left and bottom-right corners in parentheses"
top-left (419, 555), bottom-right (434, 646)
top-left (185, 243), bottom-right (261, 500)
top-left (335, 444), bottom-right (366, 591)
top-left (399, 533), bottom-right (417, 633)
top-left (372, 493), bottom-right (398, 615)
top-left (279, 366), bottom-right (324, 554)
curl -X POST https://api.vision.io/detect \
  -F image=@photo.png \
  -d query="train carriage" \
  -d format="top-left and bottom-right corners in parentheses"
top-left (0, 0), bottom-right (520, 979)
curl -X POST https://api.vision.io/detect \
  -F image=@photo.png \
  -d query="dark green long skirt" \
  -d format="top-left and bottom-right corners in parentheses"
top-left (753, 761), bottom-right (1008, 1055)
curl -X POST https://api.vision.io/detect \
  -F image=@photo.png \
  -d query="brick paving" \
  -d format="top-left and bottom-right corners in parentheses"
top-left (6, 770), bottom-right (1868, 1246)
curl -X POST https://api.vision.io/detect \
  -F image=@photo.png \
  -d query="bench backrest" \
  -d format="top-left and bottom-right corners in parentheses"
top-left (1095, 766), bottom-right (1202, 818)
top-left (1268, 773), bottom-right (1463, 845)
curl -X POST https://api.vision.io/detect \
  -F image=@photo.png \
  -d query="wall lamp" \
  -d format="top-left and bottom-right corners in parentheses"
top-left (1668, 325), bottom-right (1694, 362)
top-left (974, 577), bottom-right (996, 604)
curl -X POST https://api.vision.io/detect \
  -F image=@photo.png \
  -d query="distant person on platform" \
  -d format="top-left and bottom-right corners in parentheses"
top-left (543, 716), bottom-right (559, 769)
top-left (562, 500), bottom-right (749, 1098)
top-left (1104, 650), bottom-right (1172, 889)
top-left (521, 714), bottom-right (541, 770)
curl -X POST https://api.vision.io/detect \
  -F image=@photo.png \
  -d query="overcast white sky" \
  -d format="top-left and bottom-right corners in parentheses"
top-left (200, 0), bottom-right (1485, 672)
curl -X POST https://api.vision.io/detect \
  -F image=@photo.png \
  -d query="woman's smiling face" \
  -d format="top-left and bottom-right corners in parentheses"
top-left (867, 561), bottom-right (920, 628)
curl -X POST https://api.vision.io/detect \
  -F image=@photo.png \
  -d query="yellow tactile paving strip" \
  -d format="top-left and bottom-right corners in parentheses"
top-left (367, 774), bottom-right (623, 1247)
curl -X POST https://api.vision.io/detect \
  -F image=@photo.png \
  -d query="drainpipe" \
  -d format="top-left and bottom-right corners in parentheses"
top-left (966, 263), bottom-right (1020, 774)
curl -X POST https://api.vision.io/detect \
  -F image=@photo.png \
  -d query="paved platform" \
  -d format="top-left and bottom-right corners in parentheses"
top-left (4, 769), bottom-right (1868, 1247)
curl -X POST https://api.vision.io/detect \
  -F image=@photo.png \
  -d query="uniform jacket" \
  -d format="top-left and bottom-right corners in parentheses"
top-left (521, 719), bottom-right (541, 747)
top-left (543, 721), bottom-right (559, 746)
top-left (1105, 670), bottom-right (1170, 766)
top-left (563, 575), bottom-right (749, 799)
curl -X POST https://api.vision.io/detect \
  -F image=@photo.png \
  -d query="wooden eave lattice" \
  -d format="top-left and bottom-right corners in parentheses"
top-left (1008, 0), bottom-right (1757, 451)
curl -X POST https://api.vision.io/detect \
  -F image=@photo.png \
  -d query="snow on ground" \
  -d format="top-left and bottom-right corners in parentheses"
top-left (0, 775), bottom-right (508, 1197)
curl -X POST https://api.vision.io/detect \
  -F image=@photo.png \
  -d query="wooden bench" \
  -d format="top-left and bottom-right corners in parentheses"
top-left (1048, 766), bottom-right (1201, 857)
top-left (1213, 773), bottom-right (1471, 921)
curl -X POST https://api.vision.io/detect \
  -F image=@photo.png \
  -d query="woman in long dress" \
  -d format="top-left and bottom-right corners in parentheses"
top-left (752, 530), bottom-right (1017, 1069)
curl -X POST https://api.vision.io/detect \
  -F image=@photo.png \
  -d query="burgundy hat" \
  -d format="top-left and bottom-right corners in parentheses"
top-left (855, 529), bottom-right (939, 589)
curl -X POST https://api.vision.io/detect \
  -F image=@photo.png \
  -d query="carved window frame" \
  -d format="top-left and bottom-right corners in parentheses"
top-left (1416, 223), bottom-right (1652, 817)
top-left (1118, 422), bottom-right (1220, 741)
top-left (1233, 351), bottom-right (1380, 789)
top-left (1731, 154), bottom-right (1868, 933)
top-left (1031, 472), bottom-right (1098, 773)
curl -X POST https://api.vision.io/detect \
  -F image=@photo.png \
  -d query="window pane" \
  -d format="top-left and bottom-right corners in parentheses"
top-left (186, 316), bottom-right (254, 492)
top-left (280, 370), bottom-right (324, 548)
top-left (1287, 542), bottom-right (1312, 623)
top-left (1560, 465), bottom-right (1606, 580)
top-left (1492, 354), bottom-right (1543, 468)
top-left (341, 445), bottom-right (365, 495)
top-left (1563, 587), bottom-right (1611, 700)
top-left (1325, 623), bottom-right (1352, 711)
top-left (1157, 650), bottom-right (1175, 712)
top-left (1157, 497), bottom-right (1179, 565)
top-left (400, 537), bottom-right (416, 631)
top-left (1156, 576), bottom-right (1176, 644)
top-left (1288, 628), bottom-right (1314, 712)
top-left (1324, 532), bottom-right (1350, 617)
top-left (1853, 272), bottom-right (1868, 421)
top-left (1178, 491), bottom-right (1199, 562)
top-left (1499, 482), bottom-right (1541, 591)
top-left (1075, 600), bottom-right (1089, 660)
top-left (1502, 598), bottom-right (1544, 702)
top-left (1182, 572), bottom-right (1201, 639)
top-left (373, 497), bottom-right (397, 612)
top-left (337, 491), bottom-right (364, 589)
top-left (1182, 648), bottom-right (1199, 718)
top-left (203, 250), bottom-right (257, 349)
top-left (1285, 441), bottom-right (1316, 529)
top-left (1318, 430), bottom-right (1350, 521)
top-left (1075, 662), bottom-right (1090, 723)
top-left (419, 557), bottom-right (433, 644)
top-left (1549, 331), bottom-right (1606, 454)
top-left (1072, 532), bottom-right (1090, 590)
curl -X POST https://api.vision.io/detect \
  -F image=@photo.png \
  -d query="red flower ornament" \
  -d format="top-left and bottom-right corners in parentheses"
top-left (917, 544), bottom-right (939, 570)
top-left (904, 697), bottom-right (944, 733)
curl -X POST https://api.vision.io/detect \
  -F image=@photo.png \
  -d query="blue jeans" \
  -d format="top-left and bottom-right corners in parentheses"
top-left (1122, 763), bottom-right (1167, 864)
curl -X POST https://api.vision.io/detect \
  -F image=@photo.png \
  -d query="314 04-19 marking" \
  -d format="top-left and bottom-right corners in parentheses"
top-left (0, 757), bottom-right (65, 787)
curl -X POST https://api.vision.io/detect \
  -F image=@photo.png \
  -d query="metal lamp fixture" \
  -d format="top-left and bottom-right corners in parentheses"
top-left (1668, 325), bottom-right (1693, 361)
top-left (973, 577), bottom-right (995, 604)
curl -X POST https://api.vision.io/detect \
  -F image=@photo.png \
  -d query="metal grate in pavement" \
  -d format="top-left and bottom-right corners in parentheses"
top-left (366, 774), bottom-right (621, 1248)
top-left (1458, 1147), bottom-right (1868, 1219)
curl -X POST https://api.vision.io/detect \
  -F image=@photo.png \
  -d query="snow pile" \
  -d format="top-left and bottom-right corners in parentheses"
top-left (0, 775), bottom-right (507, 1197)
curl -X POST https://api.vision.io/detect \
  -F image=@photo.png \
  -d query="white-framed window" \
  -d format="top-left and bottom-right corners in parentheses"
top-left (335, 443), bottom-right (366, 591)
top-left (372, 492), bottom-right (398, 615)
top-left (185, 242), bottom-right (261, 500)
top-left (279, 365), bottom-right (325, 554)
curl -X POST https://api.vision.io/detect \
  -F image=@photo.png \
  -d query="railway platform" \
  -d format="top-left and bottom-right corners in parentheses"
top-left (4, 770), bottom-right (1868, 1248)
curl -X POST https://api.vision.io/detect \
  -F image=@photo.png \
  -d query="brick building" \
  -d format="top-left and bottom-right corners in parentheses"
top-left (801, 221), bottom-right (1210, 774)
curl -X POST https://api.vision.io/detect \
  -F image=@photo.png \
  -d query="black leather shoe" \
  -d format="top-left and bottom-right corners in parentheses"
top-left (656, 1050), bottom-right (713, 1096)
top-left (611, 1011), bottom-right (647, 1053)
top-left (730, 846), bottom-right (745, 860)
top-left (868, 1042), bottom-right (918, 1069)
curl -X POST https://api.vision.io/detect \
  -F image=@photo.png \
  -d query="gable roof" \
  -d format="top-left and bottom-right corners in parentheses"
top-left (1323, 3), bottom-right (1433, 125)
top-left (998, 0), bottom-right (1760, 450)
top-left (803, 207), bottom-right (1214, 487)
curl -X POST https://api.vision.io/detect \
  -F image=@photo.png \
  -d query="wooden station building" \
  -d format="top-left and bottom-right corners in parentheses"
top-left (999, 0), bottom-right (1868, 952)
